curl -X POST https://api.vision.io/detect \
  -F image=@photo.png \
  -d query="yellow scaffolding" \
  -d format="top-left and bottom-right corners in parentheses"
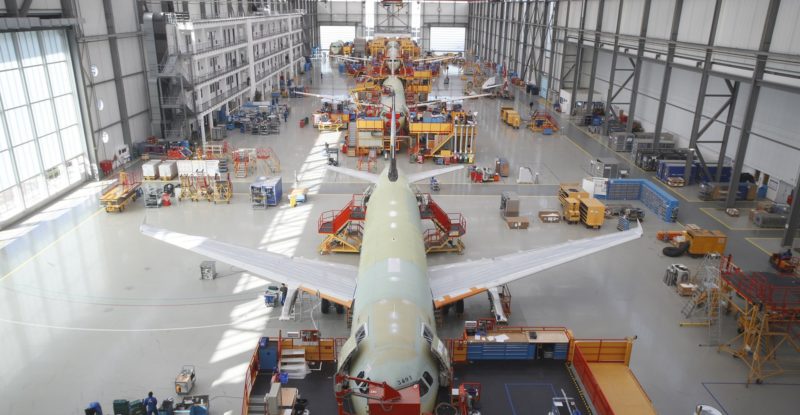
top-left (718, 271), bottom-right (800, 384)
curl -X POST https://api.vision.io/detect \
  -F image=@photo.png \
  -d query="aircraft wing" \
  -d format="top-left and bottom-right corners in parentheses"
top-left (333, 55), bottom-right (372, 63)
top-left (412, 94), bottom-right (491, 108)
top-left (327, 166), bottom-right (379, 183)
top-left (427, 225), bottom-right (643, 307)
top-left (295, 91), bottom-right (352, 103)
top-left (406, 165), bottom-right (464, 183)
top-left (413, 56), bottom-right (451, 64)
top-left (140, 224), bottom-right (358, 306)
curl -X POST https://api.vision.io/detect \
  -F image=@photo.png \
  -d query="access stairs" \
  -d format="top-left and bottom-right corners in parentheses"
top-left (318, 192), bottom-right (466, 254)
top-left (280, 348), bottom-right (310, 380)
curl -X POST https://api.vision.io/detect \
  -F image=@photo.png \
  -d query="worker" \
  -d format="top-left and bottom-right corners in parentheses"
top-left (283, 108), bottom-right (289, 123)
top-left (280, 283), bottom-right (288, 306)
top-left (144, 392), bottom-right (158, 415)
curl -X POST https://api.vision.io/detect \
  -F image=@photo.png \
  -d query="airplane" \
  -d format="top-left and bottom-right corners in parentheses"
top-left (141, 102), bottom-right (643, 413)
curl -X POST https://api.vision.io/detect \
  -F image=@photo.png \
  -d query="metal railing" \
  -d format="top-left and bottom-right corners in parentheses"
top-left (193, 59), bottom-right (249, 85)
top-left (200, 84), bottom-right (248, 112)
top-left (189, 38), bottom-right (248, 56)
top-left (160, 97), bottom-right (183, 106)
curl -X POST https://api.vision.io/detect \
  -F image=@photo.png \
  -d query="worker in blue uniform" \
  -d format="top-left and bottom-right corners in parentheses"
top-left (280, 283), bottom-right (288, 306)
top-left (144, 391), bottom-right (158, 415)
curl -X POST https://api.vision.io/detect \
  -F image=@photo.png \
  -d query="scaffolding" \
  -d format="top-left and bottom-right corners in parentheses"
top-left (718, 270), bottom-right (800, 384)
top-left (679, 254), bottom-right (737, 347)
top-left (233, 149), bottom-right (256, 178)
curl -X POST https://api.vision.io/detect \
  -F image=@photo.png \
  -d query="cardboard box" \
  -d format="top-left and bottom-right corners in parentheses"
top-left (678, 283), bottom-right (696, 296)
top-left (505, 216), bottom-right (530, 229)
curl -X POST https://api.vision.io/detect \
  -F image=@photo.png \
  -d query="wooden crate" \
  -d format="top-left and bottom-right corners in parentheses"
top-left (505, 216), bottom-right (530, 229)
top-left (538, 210), bottom-right (561, 223)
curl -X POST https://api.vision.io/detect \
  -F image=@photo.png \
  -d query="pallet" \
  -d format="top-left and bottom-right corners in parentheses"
top-left (505, 216), bottom-right (530, 229)
top-left (143, 176), bottom-right (158, 181)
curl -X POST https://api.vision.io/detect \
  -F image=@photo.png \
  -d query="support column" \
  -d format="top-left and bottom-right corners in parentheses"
top-left (725, 0), bottom-right (781, 208)
top-left (519, 1), bottom-right (533, 81)
top-left (782, 169), bottom-right (800, 248)
top-left (102, 0), bottom-right (132, 147)
top-left (717, 82), bottom-right (739, 182)
top-left (569, 0), bottom-right (588, 115)
top-left (652, 0), bottom-right (684, 147)
top-left (511, 1), bottom-right (529, 75)
top-left (246, 20), bottom-right (256, 100)
top-left (545, 0), bottom-right (560, 104)
top-left (199, 114), bottom-right (206, 148)
top-left (625, 0), bottom-right (652, 133)
top-left (604, 0), bottom-right (624, 135)
top-left (586, 0), bottom-right (605, 107)
top-left (557, 0), bottom-right (573, 100)
top-left (534, 0), bottom-right (547, 87)
top-left (685, 0), bottom-right (723, 184)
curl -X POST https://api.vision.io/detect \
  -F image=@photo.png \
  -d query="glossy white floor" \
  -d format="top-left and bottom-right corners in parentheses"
top-left (1, 60), bottom-right (798, 415)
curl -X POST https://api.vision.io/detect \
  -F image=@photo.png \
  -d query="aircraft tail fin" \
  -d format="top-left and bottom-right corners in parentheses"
top-left (406, 165), bottom-right (464, 183)
top-left (327, 165), bottom-right (379, 183)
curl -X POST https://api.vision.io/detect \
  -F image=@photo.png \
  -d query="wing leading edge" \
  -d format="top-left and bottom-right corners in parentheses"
top-left (140, 224), bottom-right (358, 306)
top-left (428, 224), bottom-right (644, 307)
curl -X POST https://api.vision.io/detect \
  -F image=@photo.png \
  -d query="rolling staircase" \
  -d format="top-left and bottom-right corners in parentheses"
top-left (280, 348), bottom-right (309, 380)
top-left (317, 194), bottom-right (368, 254)
top-left (419, 193), bottom-right (466, 253)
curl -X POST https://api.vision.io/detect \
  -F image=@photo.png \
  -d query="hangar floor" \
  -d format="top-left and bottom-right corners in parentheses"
top-left (1, 59), bottom-right (798, 414)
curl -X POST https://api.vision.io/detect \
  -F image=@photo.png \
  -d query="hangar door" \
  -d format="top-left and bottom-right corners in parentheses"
top-left (429, 27), bottom-right (466, 52)
top-left (320, 26), bottom-right (356, 50)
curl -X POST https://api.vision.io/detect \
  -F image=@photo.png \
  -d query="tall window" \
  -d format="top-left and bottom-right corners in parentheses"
top-left (0, 30), bottom-right (89, 226)
top-left (411, 0), bottom-right (421, 40)
top-left (365, 0), bottom-right (375, 37)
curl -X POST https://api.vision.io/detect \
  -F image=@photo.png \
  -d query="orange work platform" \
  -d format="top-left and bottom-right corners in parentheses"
top-left (318, 193), bottom-right (465, 254)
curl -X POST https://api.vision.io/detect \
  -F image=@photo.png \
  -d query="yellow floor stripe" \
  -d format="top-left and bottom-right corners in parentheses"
top-left (1, 207), bottom-right (105, 282)
top-left (745, 237), bottom-right (776, 257)
top-left (698, 207), bottom-right (776, 231)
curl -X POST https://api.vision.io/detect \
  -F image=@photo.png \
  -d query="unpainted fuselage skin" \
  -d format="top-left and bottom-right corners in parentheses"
top-left (344, 169), bottom-right (440, 414)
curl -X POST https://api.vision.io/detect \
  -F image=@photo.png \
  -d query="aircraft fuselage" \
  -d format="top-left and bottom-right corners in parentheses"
top-left (342, 170), bottom-right (441, 413)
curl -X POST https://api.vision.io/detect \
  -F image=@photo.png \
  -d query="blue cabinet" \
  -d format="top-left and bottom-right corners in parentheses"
top-left (467, 342), bottom-right (535, 360)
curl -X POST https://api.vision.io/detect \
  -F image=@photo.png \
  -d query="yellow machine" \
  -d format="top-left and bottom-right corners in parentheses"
top-left (558, 184), bottom-right (589, 205)
top-left (500, 107), bottom-right (522, 128)
top-left (561, 197), bottom-right (581, 224)
top-left (579, 197), bottom-right (605, 229)
top-left (686, 228), bottom-right (727, 257)
top-left (99, 171), bottom-right (140, 213)
top-left (504, 110), bottom-right (521, 128)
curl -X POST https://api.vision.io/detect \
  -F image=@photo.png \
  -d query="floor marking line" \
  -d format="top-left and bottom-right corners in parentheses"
top-left (503, 383), bottom-right (519, 415)
top-left (0, 314), bottom-right (269, 332)
top-left (1, 207), bottom-right (105, 282)
top-left (701, 382), bottom-right (730, 415)
top-left (745, 237), bottom-right (777, 257)
top-left (699, 207), bottom-right (735, 231)
top-left (698, 207), bottom-right (774, 231)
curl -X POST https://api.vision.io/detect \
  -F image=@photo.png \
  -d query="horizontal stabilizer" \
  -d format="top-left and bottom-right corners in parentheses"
top-left (406, 165), bottom-right (464, 183)
top-left (327, 166), bottom-right (379, 183)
